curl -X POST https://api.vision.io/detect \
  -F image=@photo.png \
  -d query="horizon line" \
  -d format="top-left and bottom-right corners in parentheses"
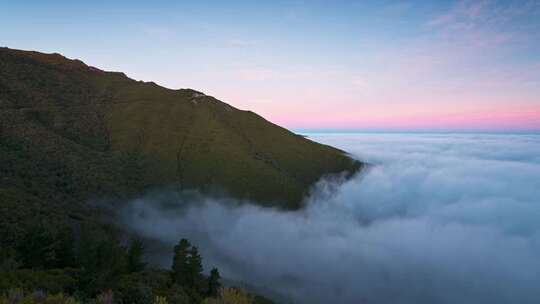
top-left (293, 128), bottom-right (540, 135)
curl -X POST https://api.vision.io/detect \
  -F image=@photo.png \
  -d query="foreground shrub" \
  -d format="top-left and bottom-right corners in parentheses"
top-left (203, 288), bottom-right (253, 304)
top-left (153, 296), bottom-right (168, 304)
top-left (221, 288), bottom-right (253, 304)
top-left (0, 269), bottom-right (78, 294)
top-left (93, 291), bottom-right (114, 304)
top-left (0, 290), bottom-right (79, 304)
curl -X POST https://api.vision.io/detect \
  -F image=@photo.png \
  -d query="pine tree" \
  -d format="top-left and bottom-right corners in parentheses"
top-left (127, 238), bottom-right (146, 272)
top-left (172, 238), bottom-right (191, 285)
top-left (207, 267), bottom-right (221, 297)
top-left (77, 227), bottom-right (129, 294)
top-left (54, 227), bottom-right (76, 268)
top-left (186, 246), bottom-right (203, 289)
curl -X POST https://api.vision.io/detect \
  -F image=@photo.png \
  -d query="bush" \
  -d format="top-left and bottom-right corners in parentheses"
top-left (167, 286), bottom-right (189, 304)
top-left (221, 288), bottom-right (252, 304)
top-left (153, 296), bottom-right (168, 304)
top-left (0, 290), bottom-right (79, 304)
top-left (0, 269), bottom-right (79, 294)
top-left (93, 291), bottom-right (114, 304)
top-left (203, 288), bottom-right (253, 304)
top-left (116, 280), bottom-right (152, 304)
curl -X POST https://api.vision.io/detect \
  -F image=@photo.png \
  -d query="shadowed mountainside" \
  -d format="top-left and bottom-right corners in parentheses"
top-left (0, 47), bottom-right (361, 213)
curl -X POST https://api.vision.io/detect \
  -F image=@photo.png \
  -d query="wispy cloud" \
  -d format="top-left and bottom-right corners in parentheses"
top-left (429, 0), bottom-right (488, 26)
top-left (426, 0), bottom-right (540, 50)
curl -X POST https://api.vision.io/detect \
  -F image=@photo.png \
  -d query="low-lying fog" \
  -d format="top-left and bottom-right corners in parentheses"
top-left (118, 133), bottom-right (540, 304)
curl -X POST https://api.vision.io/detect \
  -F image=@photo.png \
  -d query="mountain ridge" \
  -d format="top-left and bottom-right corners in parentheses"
top-left (0, 46), bottom-right (362, 210)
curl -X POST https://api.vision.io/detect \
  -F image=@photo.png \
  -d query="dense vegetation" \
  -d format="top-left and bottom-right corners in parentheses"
top-left (0, 222), bottom-right (272, 304)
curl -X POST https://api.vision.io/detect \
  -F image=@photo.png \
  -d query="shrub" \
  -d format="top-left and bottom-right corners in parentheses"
top-left (167, 286), bottom-right (189, 304)
top-left (203, 288), bottom-right (253, 304)
top-left (0, 290), bottom-right (79, 304)
top-left (221, 288), bottom-right (252, 304)
top-left (93, 291), bottom-right (114, 304)
top-left (0, 269), bottom-right (78, 294)
top-left (152, 296), bottom-right (168, 304)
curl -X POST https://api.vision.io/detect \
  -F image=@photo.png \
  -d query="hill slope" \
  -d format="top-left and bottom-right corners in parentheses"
top-left (0, 47), bottom-right (361, 211)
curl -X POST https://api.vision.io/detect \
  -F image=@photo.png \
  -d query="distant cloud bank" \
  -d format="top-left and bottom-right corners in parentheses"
top-left (119, 133), bottom-right (540, 304)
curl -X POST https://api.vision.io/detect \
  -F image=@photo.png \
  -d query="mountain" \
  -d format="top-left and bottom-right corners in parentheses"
top-left (0, 47), bottom-right (361, 302)
top-left (0, 47), bottom-right (361, 212)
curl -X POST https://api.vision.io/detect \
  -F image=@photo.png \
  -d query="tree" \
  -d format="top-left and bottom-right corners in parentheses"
top-left (172, 239), bottom-right (191, 285)
top-left (77, 227), bottom-right (129, 294)
top-left (54, 227), bottom-right (76, 268)
top-left (17, 225), bottom-right (57, 269)
top-left (186, 246), bottom-right (203, 289)
top-left (0, 247), bottom-right (20, 271)
top-left (207, 268), bottom-right (221, 297)
top-left (127, 238), bottom-right (146, 273)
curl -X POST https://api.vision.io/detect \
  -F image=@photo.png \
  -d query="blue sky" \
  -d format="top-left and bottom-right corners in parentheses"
top-left (1, 0), bottom-right (539, 131)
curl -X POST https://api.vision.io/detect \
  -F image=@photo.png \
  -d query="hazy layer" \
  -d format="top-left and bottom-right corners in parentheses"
top-left (119, 133), bottom-right (540, 304)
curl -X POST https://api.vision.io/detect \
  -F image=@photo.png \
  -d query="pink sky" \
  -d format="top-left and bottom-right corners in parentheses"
top-left (7, 0), bottom-right (538, 131)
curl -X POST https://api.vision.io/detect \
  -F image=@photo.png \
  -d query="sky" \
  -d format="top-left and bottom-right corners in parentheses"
top-left (1, 0), bottom-right (539, 132)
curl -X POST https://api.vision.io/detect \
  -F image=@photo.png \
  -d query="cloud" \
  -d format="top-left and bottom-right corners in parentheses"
top-left (427, 0), bottom-right (540, 50)
top-left (117, 133), bottom-right (540, 304)
top-left (429, 0), bottom-right (487, 26)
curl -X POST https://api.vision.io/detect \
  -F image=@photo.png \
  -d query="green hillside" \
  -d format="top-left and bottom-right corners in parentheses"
top-left (0, 47), bottom-right (361, 210)
top-left (0, 47), bottom-right (361, 303)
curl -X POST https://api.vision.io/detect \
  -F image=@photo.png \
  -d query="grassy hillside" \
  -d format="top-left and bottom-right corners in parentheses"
top-left (0, 47), bottom-right (361, 210)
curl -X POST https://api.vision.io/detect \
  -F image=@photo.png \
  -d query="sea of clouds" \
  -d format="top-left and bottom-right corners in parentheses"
top-left (118, 133), bottom-right (540, 304)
